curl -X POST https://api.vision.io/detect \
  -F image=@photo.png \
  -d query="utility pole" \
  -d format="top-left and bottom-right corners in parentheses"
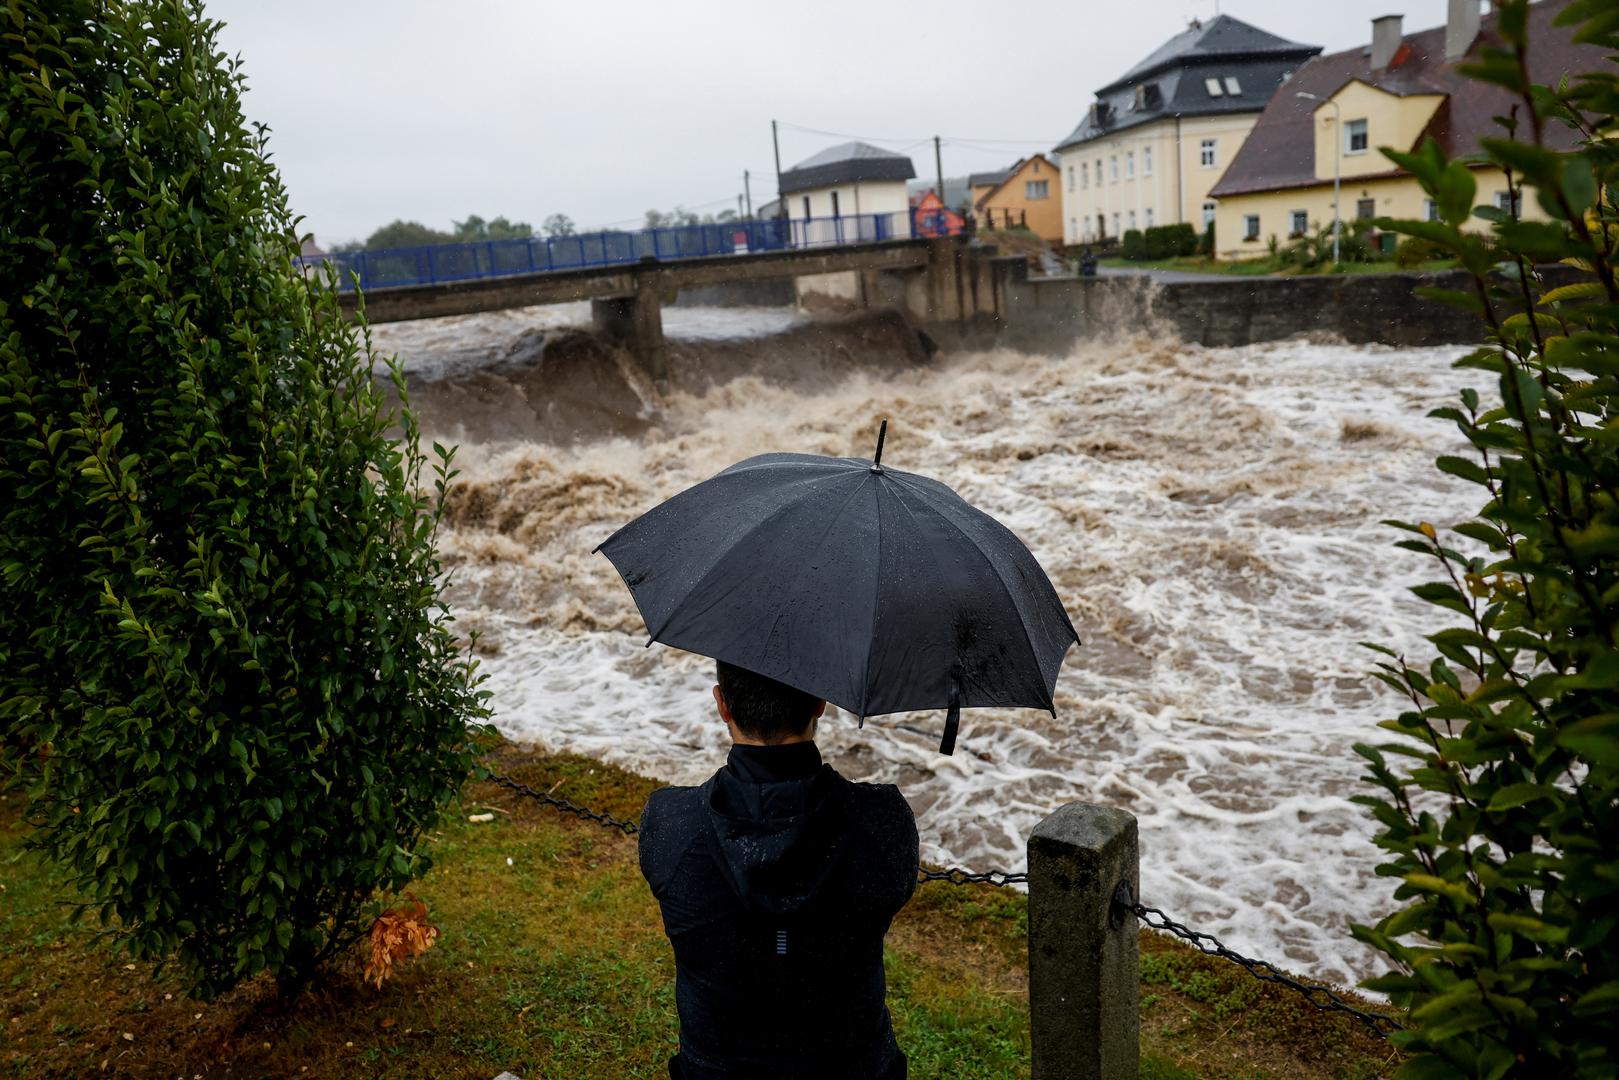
top-left (771, 121), bottom-right (784, 219)
top-left (737, 194), bottom-right (744, 219)
top-left (743, 170), bottom-right (753, 218)
top-left (1296, 91), bottom-right (1341, 263)
top-left (934, 135), bottom-right (945, 205)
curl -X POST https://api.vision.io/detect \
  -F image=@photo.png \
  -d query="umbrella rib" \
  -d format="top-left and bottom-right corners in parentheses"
top-left (886, 473), bottom-right (1066, 712)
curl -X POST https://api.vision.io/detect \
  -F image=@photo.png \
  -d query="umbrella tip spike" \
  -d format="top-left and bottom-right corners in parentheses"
top-left (871, 419), bottom-right (888, 472)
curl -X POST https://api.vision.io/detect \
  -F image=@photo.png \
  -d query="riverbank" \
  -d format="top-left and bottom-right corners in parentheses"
top-left (1, 742), bottom-right (1399, 1079)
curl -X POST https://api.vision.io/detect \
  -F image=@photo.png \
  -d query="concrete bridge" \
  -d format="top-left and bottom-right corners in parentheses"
top-left (340, 236), bottom-right (1021, 381)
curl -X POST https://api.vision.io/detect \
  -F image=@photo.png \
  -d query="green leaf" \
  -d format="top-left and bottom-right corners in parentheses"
top-left (1486, 782), bottom-right (1557, 810)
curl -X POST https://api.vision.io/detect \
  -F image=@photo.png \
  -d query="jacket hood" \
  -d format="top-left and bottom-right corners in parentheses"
top-left (704, 747), bottom-right (849, 916)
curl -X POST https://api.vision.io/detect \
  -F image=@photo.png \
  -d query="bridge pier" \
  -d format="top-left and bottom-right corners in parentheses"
top-left (590, 266), bottom-right (666, 383)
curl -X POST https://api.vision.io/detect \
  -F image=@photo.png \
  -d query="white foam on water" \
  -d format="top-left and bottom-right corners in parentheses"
top-left (424, 317), bottom-right (1480, 991)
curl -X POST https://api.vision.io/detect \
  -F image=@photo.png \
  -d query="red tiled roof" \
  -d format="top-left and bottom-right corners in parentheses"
top-left (1209, 0), bottom-right (1606, 198)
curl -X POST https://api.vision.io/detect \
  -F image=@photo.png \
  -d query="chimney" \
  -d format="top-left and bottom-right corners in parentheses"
top-left (1370, 14), bottom-right (1403, 69)
top-left (1446, 0), bottom-right (1482, 60)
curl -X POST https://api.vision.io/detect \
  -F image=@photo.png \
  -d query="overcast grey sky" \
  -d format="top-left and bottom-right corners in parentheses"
top-left (207, 0), bottom-right (1467, 246)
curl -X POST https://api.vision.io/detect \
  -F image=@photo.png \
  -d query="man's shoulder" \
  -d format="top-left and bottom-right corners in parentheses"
top-left (831, 772), bottom-right (917, 836)
top-left (641, 782), bottom-right (708, 834)
top-left (638, 782), bottom-right (711, 894)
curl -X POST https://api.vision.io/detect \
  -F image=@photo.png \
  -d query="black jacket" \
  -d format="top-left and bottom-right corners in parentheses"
top-left (638, 741), bottom-right (919, 1080)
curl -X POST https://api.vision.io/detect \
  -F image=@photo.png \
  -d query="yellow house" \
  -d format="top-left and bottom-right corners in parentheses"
top-left (1052, 15), bottom-right (1321, 246)
top-left (967, 154), bottom-right (1064, 243)
top-left (1209, 0), bottom-right (1604, 260)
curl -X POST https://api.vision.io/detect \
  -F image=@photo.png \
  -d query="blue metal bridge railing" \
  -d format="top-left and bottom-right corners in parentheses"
top-left (302, 210), bottom-right (921, 292)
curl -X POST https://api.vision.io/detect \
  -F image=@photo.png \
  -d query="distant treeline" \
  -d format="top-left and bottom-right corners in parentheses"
top-left (341, 206), bottom-right (753, 252)
top-left (353, 212), bottom-right (576, 251)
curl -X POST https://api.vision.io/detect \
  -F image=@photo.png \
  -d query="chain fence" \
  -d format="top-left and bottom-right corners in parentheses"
top-left (484, 768), bottom-right (1401, 1039)
top-left (1124, 901), bottom-right (1403, 1039)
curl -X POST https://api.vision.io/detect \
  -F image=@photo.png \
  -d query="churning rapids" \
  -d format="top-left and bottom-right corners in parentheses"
top-left (372, 301), bottom-right (1477, 990)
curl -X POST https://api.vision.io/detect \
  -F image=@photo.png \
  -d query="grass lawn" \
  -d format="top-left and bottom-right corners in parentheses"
top-left (1099, 256), bottom-right (1459, 277)
top-left (1, 743), bottom-right (1401, 1079)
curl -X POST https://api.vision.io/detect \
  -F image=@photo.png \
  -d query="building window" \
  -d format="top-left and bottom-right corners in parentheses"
top-left (1026, 179), bottom-right (1049, 200)
top-left (1126, 151), bottom-right (1134, 178)
top-left (1345, 119), bottom-right (1369, 154)
top-left (1128, 210), bottom-right (1137, 230)
top-left (1143, 146), bottom-right (1152, 176)
top-left (1224, 76), bottom-right (1242, 95)
top-left (1067, 165), bottom-right (1075, 192)
top-left (1356, 197), bottom-right (1376, 220)
top-left (802, 196), bottom-right (811, 219)
top-left (1424, 198), bottom-right (1440, 222)
top-left (1243, 214), bottom-right (1260, 241)
top-left (1204, 77), bottom-right (1224, 96)
top-left (1110, 155), bottom-right (1118, 181)
top-left (1495, 189), bottom-right (1523, 215)
top-left (1096, 157), bottom-right (1103, 186)
top-left (1033, 159), bottom-right (1041, 173)
top-left (1202, 201), bottom-right (1217, 226)
top-left (1081, 162), bottom-right (1088, 189)
top-left (1145, 207), bottom-right (1154, 228)
top-left (1070, 216), bottom-right (1078, 239)
top-left (1290, 209), bottom-right (1308, 236)
top-left (1112, 212), bottom-right (1121, 236)
top-left (1200, 139), bottom-right (1217, 168)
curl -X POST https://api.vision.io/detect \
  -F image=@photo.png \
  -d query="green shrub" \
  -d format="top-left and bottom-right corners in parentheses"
top-left (1121, 228), bottom-right (1146, 260)
top-left (1143, 223), bottom-right (1198, 259)
top-left (1352, 2), bottom-right (1618, 1074)
top-left (1395, 235), bottom-right (1452, 268)
top-left (0, 0), bottom-right (489, 998)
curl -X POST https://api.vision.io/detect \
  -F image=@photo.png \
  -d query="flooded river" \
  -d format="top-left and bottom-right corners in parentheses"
top-left (372, 302), bottom-right (1476, 989)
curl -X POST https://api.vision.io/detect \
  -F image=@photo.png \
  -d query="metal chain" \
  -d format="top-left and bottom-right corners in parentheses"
top-left (485, 771), bottom-right (642, 835)
top-left (484, 770), bottom-right (1025, 886)
top-left (1126, 901), bottom-right (1403, 1039)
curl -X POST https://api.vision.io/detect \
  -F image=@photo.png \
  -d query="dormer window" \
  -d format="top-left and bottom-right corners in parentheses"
top-left (1224, 76), bottom-right (1241, 94)
top-left (1204, 77), bottom-right (1224, 96)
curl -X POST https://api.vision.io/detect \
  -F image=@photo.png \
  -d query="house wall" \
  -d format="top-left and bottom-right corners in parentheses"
top-left (1058, 113), bottom-right (1263, 244)
top-left (1309, 82), bottom-right (1445, 182)
top-left (788, 180), bottom-right (912, 226)
top-left (975, 157), bottom-right (1065, 243)
top-left (1211, 165), bottom-right (1550, 261)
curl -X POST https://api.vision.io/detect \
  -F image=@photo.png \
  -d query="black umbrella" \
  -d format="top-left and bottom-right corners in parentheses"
top-left (595, 422), bottom-right (1079, 754)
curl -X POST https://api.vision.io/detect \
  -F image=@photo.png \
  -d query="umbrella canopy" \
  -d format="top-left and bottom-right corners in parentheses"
top-left (595, 423), bottom-right (1080, 754)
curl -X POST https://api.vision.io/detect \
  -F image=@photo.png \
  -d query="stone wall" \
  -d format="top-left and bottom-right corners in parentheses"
top-left (990, 265), bottom-right (1585, 353)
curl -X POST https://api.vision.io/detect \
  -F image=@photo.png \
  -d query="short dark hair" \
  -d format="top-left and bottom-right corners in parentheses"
top-left (715, 660), bottom-right (819, 742)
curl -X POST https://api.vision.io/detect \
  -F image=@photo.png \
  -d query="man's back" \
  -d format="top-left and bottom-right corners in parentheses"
top-left (639, 741), bottom-right (919, 1080)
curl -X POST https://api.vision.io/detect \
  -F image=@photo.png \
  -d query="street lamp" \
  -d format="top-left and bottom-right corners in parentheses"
top-left (1296, 90), bottom-right (1341, 264)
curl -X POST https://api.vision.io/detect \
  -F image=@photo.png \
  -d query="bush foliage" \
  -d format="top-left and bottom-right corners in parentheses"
top-left (0, 0), bottom-right (489, 998)
top-left (1121, 223), bottom-right (1199, 261)
top-left (1353, 2), bottom-right (1618, 1075)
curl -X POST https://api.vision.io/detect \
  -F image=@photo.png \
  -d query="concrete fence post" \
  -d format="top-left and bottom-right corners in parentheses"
top-left (1027, 803), bottom-right (1140, 1080)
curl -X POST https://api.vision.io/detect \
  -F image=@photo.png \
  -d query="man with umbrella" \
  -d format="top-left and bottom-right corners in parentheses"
top-left (599, 423), bottom-right (1078, 1078)
top-left (636, 660), bottom-right (918, 1079)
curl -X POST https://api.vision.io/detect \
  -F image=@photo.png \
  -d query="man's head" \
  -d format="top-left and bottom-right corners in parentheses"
top-left (713, 660), bottom-right (825, 745)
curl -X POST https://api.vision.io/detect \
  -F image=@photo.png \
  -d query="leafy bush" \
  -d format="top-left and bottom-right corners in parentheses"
top-left (1145, 223), bottom-right (1199, 259)
top-left (1352, 2), bottom-right (1618, 1074)
top-left (1395, 235), bottom-right (1453, 268)
top-left (1120, 224), bottom-right (1200, 261)
top-left (1, 0), bottom-right (489, 998)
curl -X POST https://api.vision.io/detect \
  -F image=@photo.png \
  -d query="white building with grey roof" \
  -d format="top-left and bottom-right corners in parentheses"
top-left (1053, 15), bottom-right (1320, 246)
top-left (779, 141), bottom-right (917, 244)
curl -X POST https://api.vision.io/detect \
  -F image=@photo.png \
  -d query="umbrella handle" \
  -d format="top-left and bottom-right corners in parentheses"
top-left (939, 676), bottom-right (960, 756)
